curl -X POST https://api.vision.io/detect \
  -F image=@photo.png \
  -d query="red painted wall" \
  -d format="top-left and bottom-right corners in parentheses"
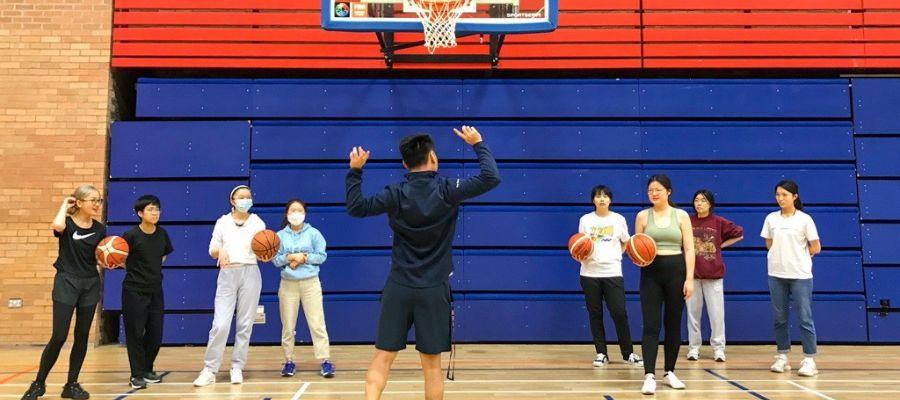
top-left (111, 0), bottom-right (900, 69)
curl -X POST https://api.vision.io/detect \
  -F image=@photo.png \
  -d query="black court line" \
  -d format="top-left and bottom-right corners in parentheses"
top-left (704, 368), bottom-right (769, 400)
top-left (113, 371), bottom-right (170, 400)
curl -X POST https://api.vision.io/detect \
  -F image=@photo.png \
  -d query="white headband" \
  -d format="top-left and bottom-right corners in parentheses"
top-left (230, 185), bottom-right (250, 199)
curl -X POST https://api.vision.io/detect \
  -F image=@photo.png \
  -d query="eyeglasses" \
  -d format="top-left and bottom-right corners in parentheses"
top-left (82, 198), bottom-right (104, 205)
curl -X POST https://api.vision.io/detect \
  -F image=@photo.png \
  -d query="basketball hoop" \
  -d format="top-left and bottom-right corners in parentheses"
top-left (403, 0), bottom-right (475, 53)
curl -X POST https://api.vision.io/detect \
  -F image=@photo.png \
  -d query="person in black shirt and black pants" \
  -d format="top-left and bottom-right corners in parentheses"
top-left (346, 126), bottom-right (500, 400)
top-left (22, 185), bottom-right (113, 400)
top-left (121, 195), bottom-right (173, 389)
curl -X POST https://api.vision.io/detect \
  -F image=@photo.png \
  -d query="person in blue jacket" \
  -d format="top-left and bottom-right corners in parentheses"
top-left (273, 198), bottom-right (334, 378)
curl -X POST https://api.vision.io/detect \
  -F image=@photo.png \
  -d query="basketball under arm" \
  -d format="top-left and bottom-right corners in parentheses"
top-left (345, 168), bottom-right (394, 217)
top-left (447, 142), bottom-right (501, 203)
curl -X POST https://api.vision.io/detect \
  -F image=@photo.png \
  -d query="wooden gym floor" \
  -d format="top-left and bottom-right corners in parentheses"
top-left (0, 344), bottom-right (897, 399)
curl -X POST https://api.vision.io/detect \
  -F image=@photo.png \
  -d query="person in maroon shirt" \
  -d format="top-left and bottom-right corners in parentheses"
top-left (686, 189), bottom-right (743, 362)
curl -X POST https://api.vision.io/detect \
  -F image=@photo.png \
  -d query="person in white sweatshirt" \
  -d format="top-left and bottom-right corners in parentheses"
top-left (194, 185), bottom-right (269, 387)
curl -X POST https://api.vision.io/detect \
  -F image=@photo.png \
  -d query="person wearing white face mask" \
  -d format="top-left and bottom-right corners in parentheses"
top-left (194, 185), bottom-right (269, 387)
top-left (272, 198), bottom-right (333, 378)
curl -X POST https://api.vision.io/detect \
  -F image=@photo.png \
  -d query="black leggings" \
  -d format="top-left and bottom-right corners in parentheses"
top-left (640, 255), bottom-right (686, 375)
top-left (580, 276), bottom-right (634, 359)
top-left (35, 301), bottom-right (95, 384)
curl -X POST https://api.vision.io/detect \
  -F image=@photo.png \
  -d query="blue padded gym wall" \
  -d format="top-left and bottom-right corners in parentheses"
top-left (852, 78), bottom-right (900, 343)
top-left (103, 78), bottom-right (886, 345)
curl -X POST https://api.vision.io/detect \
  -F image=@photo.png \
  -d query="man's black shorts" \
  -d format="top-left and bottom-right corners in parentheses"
top-left (376, 279), bottom-right (451, 355)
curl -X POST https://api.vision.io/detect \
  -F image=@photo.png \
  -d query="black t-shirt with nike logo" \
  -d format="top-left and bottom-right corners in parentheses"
top-left (54, 216), bottom-right (106, 278)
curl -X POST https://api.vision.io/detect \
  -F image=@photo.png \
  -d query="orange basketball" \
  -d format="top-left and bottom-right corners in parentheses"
top-left (626, 233), bottom-right (657, 267)
top-left (95, 235), bottom-right (129, 267)
top-left (251, 229), bottom-right (280, 260)
top-left (567, 233), bottom-right (593, 262)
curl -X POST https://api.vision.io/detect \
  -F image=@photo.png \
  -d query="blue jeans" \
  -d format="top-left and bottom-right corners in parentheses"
top-left (768, 276), bottom-right (817, 357)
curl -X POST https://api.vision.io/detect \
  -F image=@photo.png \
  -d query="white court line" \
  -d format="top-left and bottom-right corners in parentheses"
top-left (787, 380), bottom-right (838, 400)
top-left (290, 382), bottom-right (311, 400)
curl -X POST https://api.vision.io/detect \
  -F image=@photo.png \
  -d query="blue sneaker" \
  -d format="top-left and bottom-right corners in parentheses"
top-left (281, 361), bottom-right (295, 377)
top-left (320, 360), bottom-right (335, 378)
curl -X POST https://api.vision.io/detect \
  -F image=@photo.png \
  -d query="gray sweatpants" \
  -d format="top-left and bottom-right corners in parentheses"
top-left (686, 278), bottom-right (726, 352)
top-left (202, 264), bottom-right (262, 373)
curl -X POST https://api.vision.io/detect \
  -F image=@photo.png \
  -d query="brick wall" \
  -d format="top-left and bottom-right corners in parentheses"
top-left (0, 0), bottom-right (111, 345)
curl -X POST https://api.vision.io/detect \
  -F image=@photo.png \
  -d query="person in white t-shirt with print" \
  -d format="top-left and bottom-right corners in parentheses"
top-left (761, 180), bottom-right (821, 377)
top-left (576, 185), bottom-right (643, 368)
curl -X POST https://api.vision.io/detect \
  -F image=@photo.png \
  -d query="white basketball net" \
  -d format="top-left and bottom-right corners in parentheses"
top-left (404, 0), bottom-right (475, 53)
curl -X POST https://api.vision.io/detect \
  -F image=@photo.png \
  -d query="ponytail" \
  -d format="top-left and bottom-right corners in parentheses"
top-left (68, 185), bottom-right (98, 215)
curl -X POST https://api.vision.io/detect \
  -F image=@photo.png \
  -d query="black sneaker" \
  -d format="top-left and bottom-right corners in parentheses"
top-left (143, 372), bottom-right (162, 383)
top-left (60, 382), bottom-right (90, 399)
top-left (129, 377), bottom-right (147, 390)
top-left (20, 380), bottom-right (45, 400)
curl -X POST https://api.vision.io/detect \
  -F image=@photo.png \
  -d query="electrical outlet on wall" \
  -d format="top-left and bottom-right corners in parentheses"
top-left (8, 298), bottom-right (23, 308)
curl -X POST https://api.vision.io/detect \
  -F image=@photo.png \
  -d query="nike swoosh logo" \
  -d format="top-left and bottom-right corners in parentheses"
top-left (72, 232), bottom-right (96, 240)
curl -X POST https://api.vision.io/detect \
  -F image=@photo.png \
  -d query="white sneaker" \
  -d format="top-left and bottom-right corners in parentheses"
top-left (626, 353), bottom-right (644, 367)
top-left (713, 349), bottom-right (726, 362)
top-left (230, 368), bottom-right (243, 384)
top-left (592, 353), bottom-right (609, 367)
top-left (771, 354), bottom-right (790, 373)
top-left (664, 371), bottom-right (686, 389)
top-left (641, 374), bottom-right (656, 395)
top-left (798, 358), bottom-right (819, 377)
top-left (192, 368), bottom-right (216, 387)
top-left (686, 347), bottom-right (700, 361)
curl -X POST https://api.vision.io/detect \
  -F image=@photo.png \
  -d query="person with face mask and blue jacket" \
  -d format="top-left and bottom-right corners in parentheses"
top-left (193, 185), bottom-right (270, 387)
top-left (271, 198), bottom-right (334, 378)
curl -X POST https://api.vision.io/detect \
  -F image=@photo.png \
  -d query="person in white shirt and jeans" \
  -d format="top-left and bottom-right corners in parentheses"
top-left (761, 180), bottom-right (821, 377)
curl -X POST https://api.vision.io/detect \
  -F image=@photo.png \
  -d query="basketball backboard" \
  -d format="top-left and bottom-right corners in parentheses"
top-left (321, 0), bottom-right (558, 34)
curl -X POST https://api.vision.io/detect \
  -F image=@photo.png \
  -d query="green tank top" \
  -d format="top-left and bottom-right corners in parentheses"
top-left (645, 208), bottom-right (683, 253)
